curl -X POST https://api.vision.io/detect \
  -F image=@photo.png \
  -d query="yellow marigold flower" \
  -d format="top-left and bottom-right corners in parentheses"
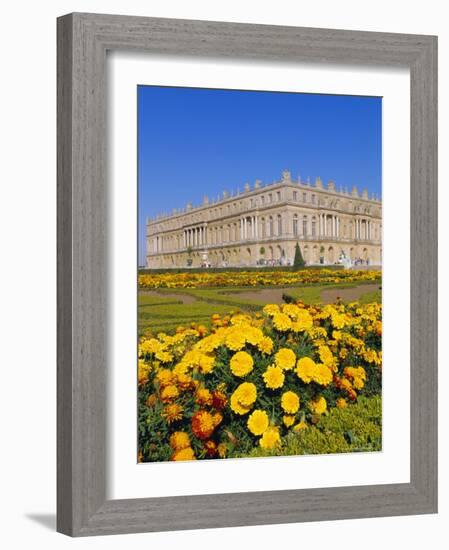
top-left (230, 351), bottom-right (254, 377)
top-left (331, 313), bottom-right (347, 329)
top-left (195, 387), bottom-right (213, 406)
top-left (245, 326), bottom-right (264, 346)
top-left (293, 421), bottom-right (308, 432)
top-left (233, 382), bottom-right (257, 406)
top-left (263, 303), bottom-right (280, 317)
top-left (155, 350), bottom-right (173, 363)
top-left (257, 336), bottom-right (274, 354)
top-left (336, 397), bottom-right (348, 409)
top-left (344, 366), bottom-right (367, 390)
top-left (275, 348), bottom-right (296, 370)
top-left (283, 415), bottom-right (296, 427)
top-left (318, 345), bottom-right (337, 371)
top-left (259, 427), bottom-right (281, 450)
top-left (217, 443), bottom-right (227, 458)
top-left (291, 309), bottom-right (314, 332)
top-left (313, 363), bottom-right (333, 386)
top-left (194, 333), bottom-right (222, 353)
top-left (171, 447), bottom-right (196, 461)
top-left (162, 403), bottom-right (183, 423)
top-left (296, 357), bottom-right (332, 386)
top-left (281, 391), bottom-right (300, 414)
top-left (230, 392), bottom-right (251, 415)
top-left (160, 384), bottom-right (179, 403)
top-left (169, 431), bottom-right (191, 450)
top-left (198, 354), bottom-right (215, 374)
top-left (155, 368), bottom-right (174, 388)
top-left (230, 313), bottom-right (252, 326)
top-left (225, 328), bottom-right (246, 351)
top-left (309, 396), bottom-right (327, 415)
top-left (138, 359), bottom-right (151, 385)
top-left (282, 303), bottom-right (300, 319)
top-left (139, 338), bottom-right (161, 355)
top-left (262, 365), bottom-right (285, 389)
top-left (272, 312), bottom-right (292, 332)
top-left (296, 357), bottom-right (317, 383)
top-left (247, 409), bottom-right (269, 436)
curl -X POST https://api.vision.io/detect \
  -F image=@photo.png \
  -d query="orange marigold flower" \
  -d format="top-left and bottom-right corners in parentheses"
top-left (212, 389), bottom-right (228, 410)
top-left (171, 447), bottom-right (196, 461)
top-left (196, 387), bottom-right (213, 406)
top-left (160, 384), bottom-right (179, 403)
top-left (191, 410), bottom-right (216, 440)
top-left (169, 431), bottom-right (191, 450)
top-left (162, 403), bottom-right (183, 424)
top-left (204, 440), bottom-right (218, 457)
top-left (217, 443), bottom-right (228, 458)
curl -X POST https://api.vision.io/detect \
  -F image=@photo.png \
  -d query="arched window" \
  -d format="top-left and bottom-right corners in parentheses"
top-left (302, 216), bottom-right (308, 236)
top-left (261, 217), bottom-right (266, 237)
top-left (293, 214), bottom-right (298, 236)
top-left (269, 216), bottom-right (274, 236)
top-left (311, 216), bottom-right (317, 237)
top-left (277, 214), bottom-right (282, 235)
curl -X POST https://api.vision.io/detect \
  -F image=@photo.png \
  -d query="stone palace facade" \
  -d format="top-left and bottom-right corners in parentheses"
top-left (146, 171), bottom-right (382, 269)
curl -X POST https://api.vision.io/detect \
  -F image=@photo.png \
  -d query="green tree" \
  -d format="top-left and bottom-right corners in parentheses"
top-left (293, 242), bottom-right (305, 269)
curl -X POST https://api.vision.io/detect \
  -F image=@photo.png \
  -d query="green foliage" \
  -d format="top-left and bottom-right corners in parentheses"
top-left (259, 246), bottom-right (266, 255)
top-left (293, 242), bottom-right (305, 269)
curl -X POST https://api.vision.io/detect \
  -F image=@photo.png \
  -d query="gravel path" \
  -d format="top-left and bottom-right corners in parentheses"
top-left (227, 283), bottom-right (381, 305)
top-left (319, 283), bottom-right (381, 303)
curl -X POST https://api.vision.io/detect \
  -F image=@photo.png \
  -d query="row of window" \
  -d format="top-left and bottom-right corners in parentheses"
top-left (153, 197), bottom-right (377, 234)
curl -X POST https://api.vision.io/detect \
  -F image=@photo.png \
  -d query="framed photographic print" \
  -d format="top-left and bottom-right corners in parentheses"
top-left (57, 13), bottom-right (438, 536)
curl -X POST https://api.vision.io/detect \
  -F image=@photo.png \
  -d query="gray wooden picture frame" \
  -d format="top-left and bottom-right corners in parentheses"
top-left (57, 12), bottom-right (438, 537)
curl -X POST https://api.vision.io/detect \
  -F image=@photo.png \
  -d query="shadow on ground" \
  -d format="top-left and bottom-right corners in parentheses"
top-left (25, 513), bottom-right (56, 531)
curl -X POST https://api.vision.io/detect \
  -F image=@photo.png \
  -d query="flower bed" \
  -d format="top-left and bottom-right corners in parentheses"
top-left (138, 269), bottom-right (381, 289)
top-left (138, 301), bottom-right (382, 462)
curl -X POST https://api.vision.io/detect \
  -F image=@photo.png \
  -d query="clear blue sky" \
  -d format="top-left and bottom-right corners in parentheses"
top-left (138, 86), bottom-right (382, 265)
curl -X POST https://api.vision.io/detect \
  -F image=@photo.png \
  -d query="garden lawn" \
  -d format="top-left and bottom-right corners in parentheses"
top-left (139, 279), bottom-right (381, 335)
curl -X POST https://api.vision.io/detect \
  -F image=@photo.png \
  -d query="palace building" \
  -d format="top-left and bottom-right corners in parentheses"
top-left (146, 170), bottom-right (382, 269)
